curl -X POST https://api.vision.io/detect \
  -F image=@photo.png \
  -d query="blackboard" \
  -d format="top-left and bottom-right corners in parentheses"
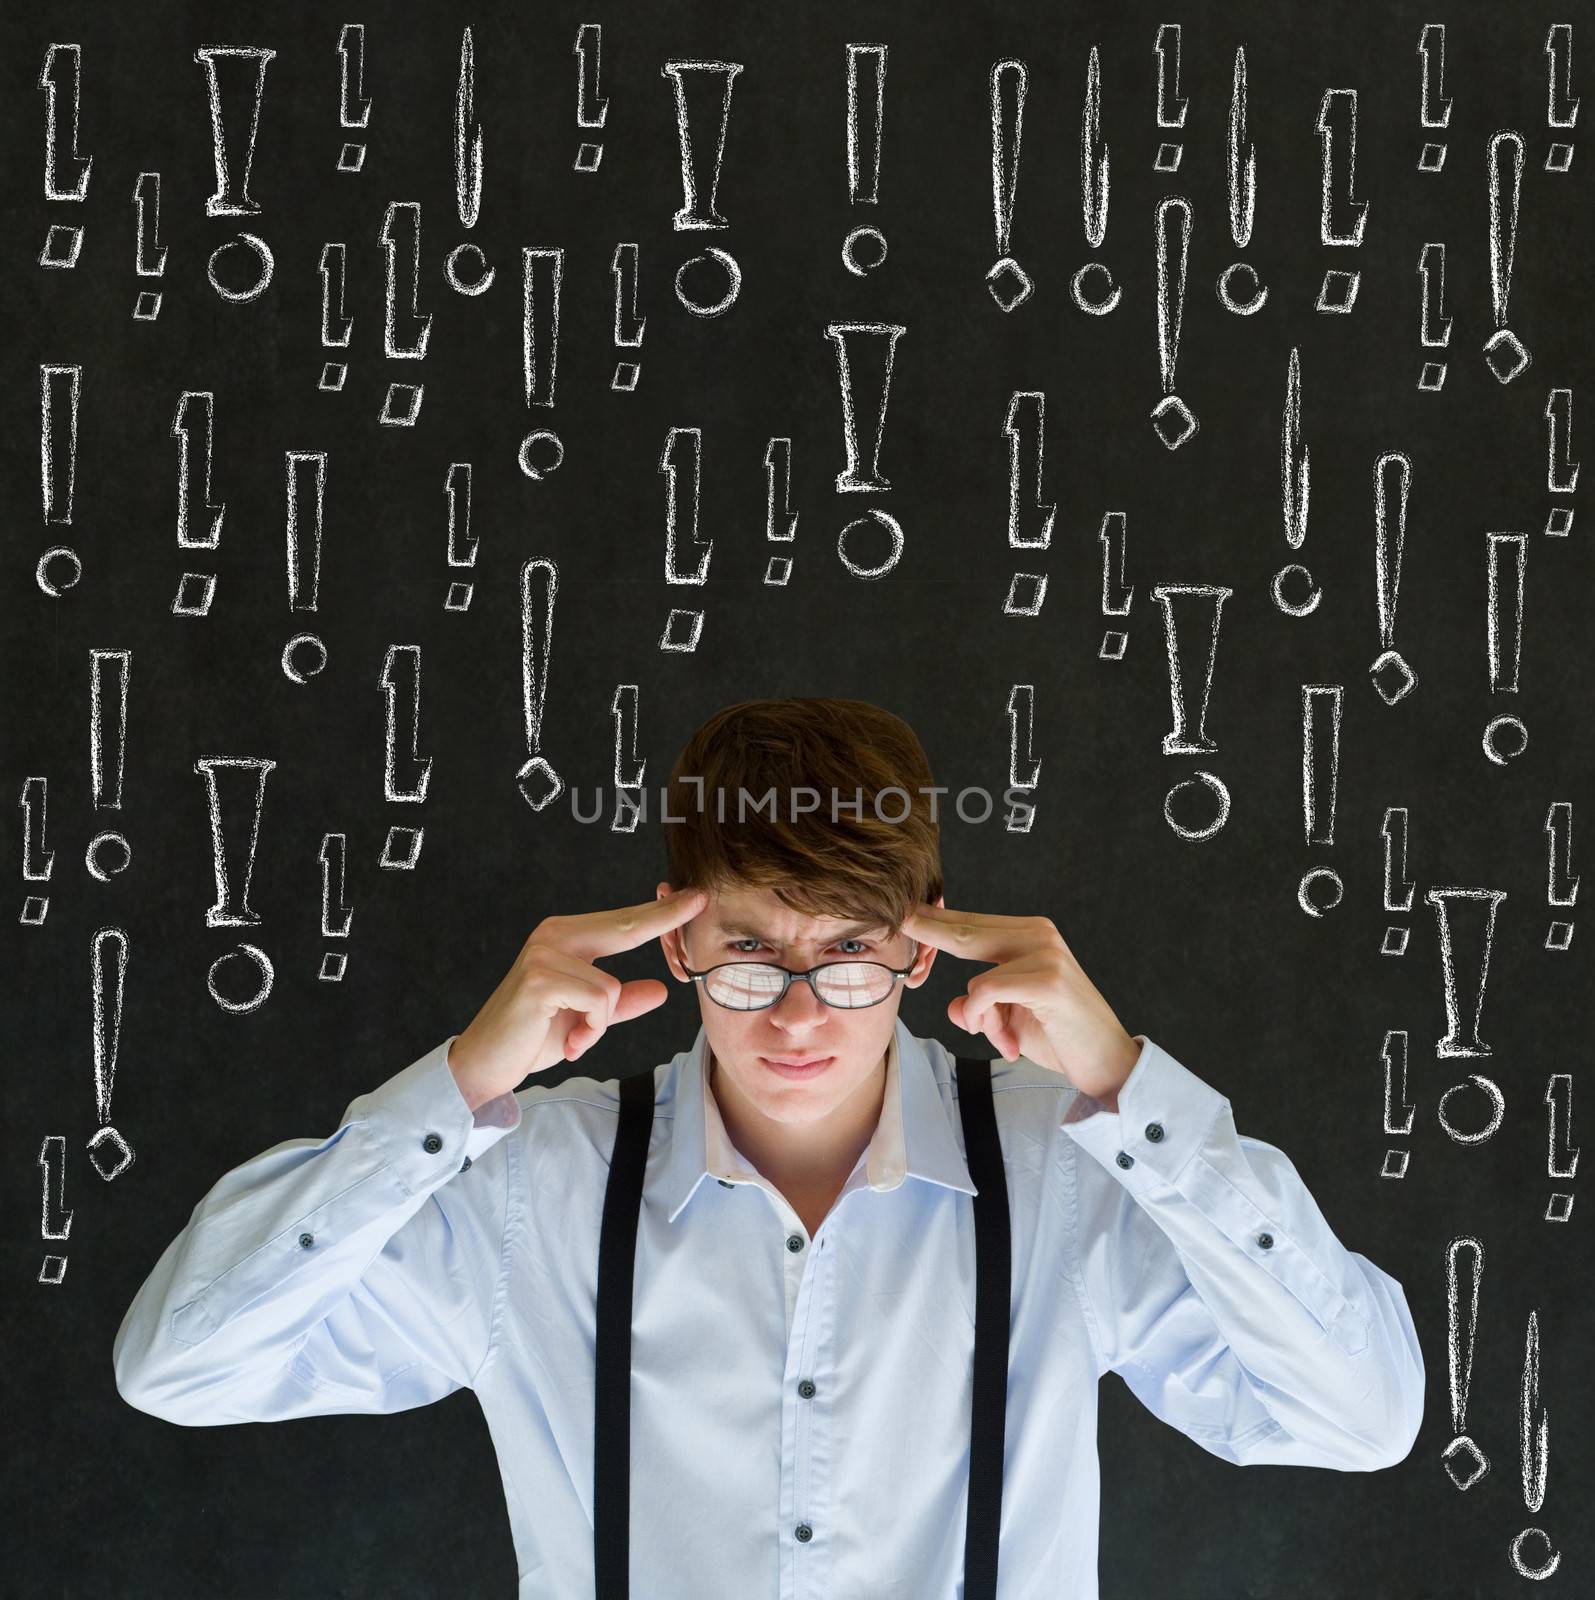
top-left (8, 1), bottom-right (1589, 1595)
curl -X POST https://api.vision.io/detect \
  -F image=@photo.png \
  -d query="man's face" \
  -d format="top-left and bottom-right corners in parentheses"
top-left (657, 881), bottom-right (941, 1129)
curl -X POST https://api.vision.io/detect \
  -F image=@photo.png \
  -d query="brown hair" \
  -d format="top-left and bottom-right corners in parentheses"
top-left (663, 697), bottom-right (943, 934)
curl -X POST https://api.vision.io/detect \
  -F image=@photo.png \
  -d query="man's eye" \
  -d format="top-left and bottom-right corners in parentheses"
top-left (727, 937), bottom-right (871, 956)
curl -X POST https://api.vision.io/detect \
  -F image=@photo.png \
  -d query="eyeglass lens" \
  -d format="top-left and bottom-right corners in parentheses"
top-left (704, 961), bottom-right (896, 1010)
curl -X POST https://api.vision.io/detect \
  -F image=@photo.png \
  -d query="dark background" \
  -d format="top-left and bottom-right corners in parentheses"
top-left (4, 1), bottom-right (1590, 1595)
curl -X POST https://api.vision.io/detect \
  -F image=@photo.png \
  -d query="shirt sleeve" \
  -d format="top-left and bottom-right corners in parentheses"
top-left (112, 1034), bottom-right (522, 1428)
top-left (1059, 1033), bottom-right (1426, 1471)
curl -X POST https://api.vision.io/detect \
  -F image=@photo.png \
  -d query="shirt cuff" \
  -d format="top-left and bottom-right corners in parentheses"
top-left (1059, 1033), bottom-right (1228, 1187)
top-left (353, 1034), bottom-right (523, 1197)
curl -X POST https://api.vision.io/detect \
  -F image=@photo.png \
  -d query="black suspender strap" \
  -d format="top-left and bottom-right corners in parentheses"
top-left (592, 1055), bottom-right (1010, 1600)
top-left (955, 1055), bottom-right (1012, 1600)
top-left (593, 1068), bottom-right (655, 1600)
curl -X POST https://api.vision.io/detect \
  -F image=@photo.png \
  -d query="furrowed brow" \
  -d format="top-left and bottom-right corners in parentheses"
top-left (714, 920), bottom-right (888, 941)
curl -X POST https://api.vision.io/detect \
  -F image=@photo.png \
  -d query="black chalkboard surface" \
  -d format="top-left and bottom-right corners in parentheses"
top-left (7, 1), bottom-right (1590, 1596)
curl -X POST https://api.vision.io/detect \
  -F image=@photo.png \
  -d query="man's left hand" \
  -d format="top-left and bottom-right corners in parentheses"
top-left (901, 903), bottom-right (1140, 1105)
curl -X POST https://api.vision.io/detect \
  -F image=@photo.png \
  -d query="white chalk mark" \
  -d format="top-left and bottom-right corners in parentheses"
top-left (1545, 388), bottom-right (1579, 493)
top-left (1006, 684), bottom-right (1040, 789)
top-left (662, 60), bottom-right (742, 228)
top-left (1545, 23), bottom-right (1579, 129)
top-left (836, 509), bottom-right (904, 578)
top-left (523, 247), bottom-right (563, 404)
top-left (826, 322), bottom-right (904, 492)
top-left (195, 45), bottom-right (276, 216)
top-left (195, 756), bottom-right (276, 926)
top-left (1162, 771), bottom-right (1231, 842)
top-left (285, 451), bottom-right (326, 611)
top-left (1227, 48), bottom-right (1256, 247)
top-left (445, 462), bottom-right (477, 568)
top-left (1381, 1031), bottom-right (1415, 1136)
top-left (320, 833), bottom-right (353, 937)
top-left (172, 392), bottom-right (225, 548)
top-left (765, 437), bottom-right (798, 543)
top-left (1004, 392), bottom-right (1054, 549)
top-left (611, 684), bottom-right (644, 789)
top-left (40, 364), bottom-right (80, 524)
top-left (319, 243), bottom-right (353, 345)
top-left (1519, 1312), bottom-right (1549, 1515)
top-left (1082, 47), bottom-right (1109, 248)
top-left (1153, 25), bottom-right (1188, 129)
top-left (986, 60), bottom-right (1033, 308)
top-left (382, 203), bottom-right (432, 359)
top-left (39, 43), bottom-right (92, 201)
top-left (456, 28), bottom-right (484, 226)
top-left (1442, 1236), bottom-right (1490, 1488)
top-left (1282, 347), bottom-right (1310, 549)
top-left (338, 24), bottom-right (371, 128)
top-left (1418, 25), bottom-right (1452, 129)
top-left (612, 243), bottom-right (645, 347)
top-left (1097, 511), bottom-right (1132, 617)
top-left (89, 649), bottom-right (129, 811)
top-left (1485, 531), bottom-right (1527, 693)
top-left (132, 173), bottom-right (168, 275)
top-left (1300, 684), bottom-right (1341, 846)
top-left (1316, 89), bottom-right (1368, 246)
top-left (1418, 243), bottom-right (1452, 347)
top-left (661, 428), bottom-right (711, 582)
top-left (1381, 807), bottom-right (1416, 913)
top-left (1426, 886), bottom-right (1507, 1056)
top-left (379, 647), bottom-right (432, 803)
top-left (846, 44), bottom-right (887, 204)
top-left (207, 232), bottom-right (273, 302)
top-left (1544, 800), bottom-right (1580, 908)
top-left (1153, 584), bottom-right (1231, 754)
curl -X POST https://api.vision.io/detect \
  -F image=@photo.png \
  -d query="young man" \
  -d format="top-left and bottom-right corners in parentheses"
top-left (114, 697), bottom-right (1425, 1600)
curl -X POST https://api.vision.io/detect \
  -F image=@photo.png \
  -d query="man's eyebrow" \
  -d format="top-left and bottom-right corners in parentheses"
top-left (712, 920), bottom-right (889, 941)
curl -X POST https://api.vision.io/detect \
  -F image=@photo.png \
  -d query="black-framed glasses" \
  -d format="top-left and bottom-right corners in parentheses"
top-left (683, 940), bottom-right (919, 1011)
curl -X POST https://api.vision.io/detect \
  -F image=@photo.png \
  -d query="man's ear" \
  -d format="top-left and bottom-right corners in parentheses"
top-left (656, 880), bottom-right (689, 981)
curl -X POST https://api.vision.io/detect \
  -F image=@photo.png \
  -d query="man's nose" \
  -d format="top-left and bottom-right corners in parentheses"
top-left (771, 972), bottom-right (830, 1024)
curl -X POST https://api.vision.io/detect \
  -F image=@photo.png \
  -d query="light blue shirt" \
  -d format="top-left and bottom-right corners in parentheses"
top-left (114, 1018), bottom-right (1425, 1599)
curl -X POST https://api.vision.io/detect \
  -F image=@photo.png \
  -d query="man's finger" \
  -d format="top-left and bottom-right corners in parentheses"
top-left (900, 903), bottom-right (1028, 963)
top-left (563, 887), bottom-right (708, 960)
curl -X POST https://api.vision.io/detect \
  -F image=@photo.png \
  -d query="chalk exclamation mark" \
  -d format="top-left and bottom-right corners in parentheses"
top-left (1442, 1235), bottom-right (1489, 1489)
top-left (446, 27), bottom-right (493, 300)
top-left (39, 42), bottom-right (92, 269)
top-left (985, 60), bottom-right (1031, 310)
top-left (1370, 450), bottom-right (1416, 705)
top-left (574, 24), bottom-right (607, 171)
top-left (87, 925), bottom-right (133, 1179)
top-left (1544, 24), bottom-right (1577, 172)
top-left (1217, 46), bottom-right (1265, 315)
top-left (516, 557), bottom-right (565, 810)
top-left (1483, 131), bottom-right (1531, 382)
top-left (842, 43), bottom-right (888, 276)
top-left (336, 24), bottom-right (370, 171)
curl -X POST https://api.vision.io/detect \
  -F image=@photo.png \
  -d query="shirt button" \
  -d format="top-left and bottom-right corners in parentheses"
top-left (298, 1232), bottom-right (314, 1248)
top-left (422, 1132), bottom-right (443, 1154)
top-left (1144, 1121), bottom-right (1165, 1142)
top-left (718, 1178), bottom-right (734, 1188)
top-left (1115, 1151), bottom-right (1134, 1169)
top-left (794, 1523), bottom-right (813, 1543)
top-left (459, 1155), bottom-right (472, 1173)
top-left (786, 1233), bottom-right (805, 1253)
top-left (1258, 1232), bottom-right (1274, 1249)
top-left (798, 1379), bottom-right (816, 1399)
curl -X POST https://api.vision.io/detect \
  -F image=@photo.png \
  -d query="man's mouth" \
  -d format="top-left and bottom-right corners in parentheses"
top-left (761, 1055), bottom-right (836, 1076)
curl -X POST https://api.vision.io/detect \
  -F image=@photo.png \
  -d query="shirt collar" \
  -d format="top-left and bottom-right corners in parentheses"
top-left (659, 1016), bottom-right (979, 1224)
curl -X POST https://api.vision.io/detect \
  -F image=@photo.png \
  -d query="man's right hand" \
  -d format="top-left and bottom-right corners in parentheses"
top-left (446, 886), bottom-right (708, 1108)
